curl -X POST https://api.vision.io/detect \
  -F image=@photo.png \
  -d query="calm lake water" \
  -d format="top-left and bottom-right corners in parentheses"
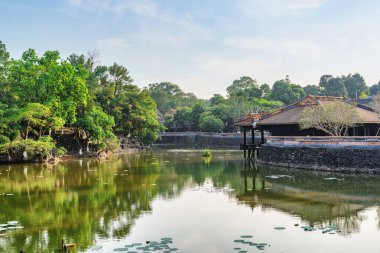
top-left (1, 149), bottom-right (380, 253)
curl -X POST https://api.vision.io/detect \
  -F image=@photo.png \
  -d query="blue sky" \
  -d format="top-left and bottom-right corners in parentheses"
top-left (1, 0), bottom-right (380, 98)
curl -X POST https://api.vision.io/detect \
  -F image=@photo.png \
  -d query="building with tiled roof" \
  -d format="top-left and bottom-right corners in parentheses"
top-left (257, 95), bottom-right (380, 136)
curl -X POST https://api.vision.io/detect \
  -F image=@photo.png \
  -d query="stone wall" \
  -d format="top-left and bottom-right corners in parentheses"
top-left (156, 132), bottom-right (262, 148)
top-left (258, 144), bottom-right (380, 173)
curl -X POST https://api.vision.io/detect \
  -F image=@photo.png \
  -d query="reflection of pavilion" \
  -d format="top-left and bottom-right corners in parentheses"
top-left (236, 164), bottom-right (374, 234)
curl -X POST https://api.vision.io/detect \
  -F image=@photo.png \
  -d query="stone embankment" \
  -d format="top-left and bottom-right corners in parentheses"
top-left (258, 137), bottom-right (380, 173)
top-left (157, 132), bottom-right (260, 148)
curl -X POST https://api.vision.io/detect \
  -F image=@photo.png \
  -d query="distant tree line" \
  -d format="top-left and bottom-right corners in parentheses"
top-left (151, 73), bottom-right (380, 133)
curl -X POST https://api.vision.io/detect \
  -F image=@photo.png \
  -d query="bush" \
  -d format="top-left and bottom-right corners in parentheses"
top-left (199, 115), bottom-right (224, 132)
top-left (55, 147), bottom-right (67, 156)
top-left (101, 136), bottom-right (120, 151)
top-left (0, 136), bottom-right (57, 160)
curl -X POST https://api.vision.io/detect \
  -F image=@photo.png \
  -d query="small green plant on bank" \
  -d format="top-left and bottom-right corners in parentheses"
top-left (0, 136), bottom-right (67, 160)
top-left (203, 147), bottom-right (212, 157)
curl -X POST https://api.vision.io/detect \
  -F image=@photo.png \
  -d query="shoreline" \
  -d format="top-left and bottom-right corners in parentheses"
top-left (0, 147), bottom-right (146, 165)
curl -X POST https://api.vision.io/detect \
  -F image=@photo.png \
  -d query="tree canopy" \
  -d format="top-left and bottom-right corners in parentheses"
top-left (300, 101), bottom-right (361, 136)
top-left (318, 73), bottom-right (368, 98)
top-left (270, 79), bottom-right (305, 105)
top-left (0, 41), bottom-right (163, 158)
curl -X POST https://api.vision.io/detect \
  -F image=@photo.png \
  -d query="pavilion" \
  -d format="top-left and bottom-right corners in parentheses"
top-left (234, 95), bottom-right (380, 159)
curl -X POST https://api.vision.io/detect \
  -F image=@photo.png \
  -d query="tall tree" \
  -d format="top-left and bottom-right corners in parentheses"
top-left (270, 79), bottom-right (305, 105)
top-left (303, 85), bottom-right (320, 95)
top-left (370, 81), bottom-right (380, 96)
top-left (227, 76), bottom-right (262, 98)
top-left (260, 83), bottom-right (271, 98)
top-left (319, 75), bottom-right (348, 97)
top-left (343, 73), bottom-right (367, 99)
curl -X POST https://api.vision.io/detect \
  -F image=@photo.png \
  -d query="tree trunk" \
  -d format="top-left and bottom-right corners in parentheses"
top-left (25, 121), bottom-right (30, 140)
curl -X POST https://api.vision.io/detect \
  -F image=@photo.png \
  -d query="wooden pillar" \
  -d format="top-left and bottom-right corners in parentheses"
top-left (244, 170), bottom-right (248, 193)
top-left (251, 129), bottom-right (255, 145)
top-left (261, 129), bottom-right (265, 144)
top-left (252, 173), bottom-right (256, 191)
top-left (243, 128), bottom-right (247, 159)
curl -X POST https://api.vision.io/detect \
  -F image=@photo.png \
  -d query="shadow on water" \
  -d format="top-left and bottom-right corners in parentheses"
top-left (0, 150), bottom-right (379, 252)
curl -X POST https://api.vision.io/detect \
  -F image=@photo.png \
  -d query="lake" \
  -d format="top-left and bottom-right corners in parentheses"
top-left (0, 149), bottom-right (380, 253)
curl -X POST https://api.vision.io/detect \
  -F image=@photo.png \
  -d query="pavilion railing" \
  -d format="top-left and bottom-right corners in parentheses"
top-left (266, 136), bottom-right (380, 146)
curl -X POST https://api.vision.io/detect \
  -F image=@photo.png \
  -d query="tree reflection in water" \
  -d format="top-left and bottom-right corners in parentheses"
top-left (0, 150), bottom-right (379, 252)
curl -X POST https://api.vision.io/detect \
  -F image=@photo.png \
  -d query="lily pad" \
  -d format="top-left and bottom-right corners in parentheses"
top-left (113, 248), bottom-right (129, 252)
top-left (234, 239), bottom-right (245, 243)
top-left (301, 226), bottom-right (316, 232)
top-left (274, 227), bottom-right (286, 230)
top-left (240, 235), bottom-right (253, 238)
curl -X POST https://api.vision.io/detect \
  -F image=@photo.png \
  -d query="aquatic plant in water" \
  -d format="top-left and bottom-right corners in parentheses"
top-left (202, 147), bottom-right (212, 157)
top-left (113, 237), bottom-right (177, 252)
top-left (233, 235), bottom-right (268, 251)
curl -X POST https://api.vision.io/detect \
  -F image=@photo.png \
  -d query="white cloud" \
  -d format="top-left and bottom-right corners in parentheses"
top-left (239, 0), bottom-right (326, 18)
top-left (225, 37), bottom-right (327, 58)
top-left (65, 0), bottom-right (158, 16)
top-left (97, 37), bottom-right (128, 49)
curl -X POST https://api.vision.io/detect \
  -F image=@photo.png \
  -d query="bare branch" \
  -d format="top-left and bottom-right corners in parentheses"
top-left (299, 101), bottom-right (362, 136)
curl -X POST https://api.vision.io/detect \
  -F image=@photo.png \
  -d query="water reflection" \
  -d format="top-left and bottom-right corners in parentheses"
top-left (237, 163), bottom-right (373, 235)
top-left (0, 150), bottom-right (379, 252)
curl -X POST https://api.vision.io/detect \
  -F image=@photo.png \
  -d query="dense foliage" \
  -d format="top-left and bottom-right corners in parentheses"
top-left (152, 77), bottom-right (283, 132)
top-left (0, 41), bottom-right (162, 158)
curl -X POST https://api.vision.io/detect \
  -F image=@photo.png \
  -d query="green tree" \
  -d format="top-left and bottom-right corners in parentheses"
top-left (370, 82), bottom-right (380, 96)
top-left (199, 115), bottom-right (224, 132)
top-left (172, 107), bottom-right (193, 131)
top-left (303, 85), bottom-right (320, 95)
top-left (260, 83), bottom-right (271, 98)
top-left (210, 94), bottom-right (226, 106)
top-left (148, 82), bottom-right (183, 114)
top-left (8, 50), bottom-right (89, 123)
top-left (8, 103), bottom-right (64, 140)
top-left (343, 73), bottom-right (367, 99)
top-left (75, 106), bottom-right (117, 151)
top-left (270, 79), bottom-right (305, 105)
top-left (319, 76), bottom-right (348, 97)
top-left (318, 74), bottom-right (367, 99)
top-left (191, 102), bottom-right (206, 130)
top-left (227, 76), bottom-right (262, 98)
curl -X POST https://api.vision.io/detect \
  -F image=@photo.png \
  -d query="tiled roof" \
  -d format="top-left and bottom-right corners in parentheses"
top-left (257, 95), bottom-right (380, 126)
top-left (234, 112), bottom-right (263, 127)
